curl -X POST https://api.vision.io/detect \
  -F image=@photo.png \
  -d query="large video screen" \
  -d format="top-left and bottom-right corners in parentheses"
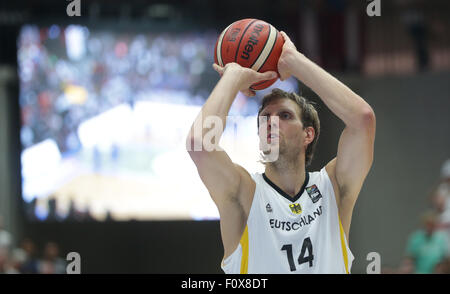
top-left (18, 23), bottom-right (298, 221)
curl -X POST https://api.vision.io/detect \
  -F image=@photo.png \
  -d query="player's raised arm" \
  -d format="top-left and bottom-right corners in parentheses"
top-left (186, 62), bottom-right (276, 258)
top-left (186, 62), bottom-right (276, 202)
top-left (277, 32), bottom-right (376, 238)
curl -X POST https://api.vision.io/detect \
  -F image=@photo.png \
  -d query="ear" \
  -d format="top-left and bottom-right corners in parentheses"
top-left (304, 126), bottom-right (315, 146)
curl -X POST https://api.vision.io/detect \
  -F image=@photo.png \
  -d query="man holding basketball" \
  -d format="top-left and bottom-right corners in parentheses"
top-left (186, 31), bottom-right (376, 273)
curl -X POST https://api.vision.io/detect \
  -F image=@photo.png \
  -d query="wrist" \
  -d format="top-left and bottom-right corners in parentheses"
top-left (288, 51), bottom-right (312, 81)
top-left (290, 50), bottom-right (307, 67)
top-left (222, 67), bottom-right (245, 90)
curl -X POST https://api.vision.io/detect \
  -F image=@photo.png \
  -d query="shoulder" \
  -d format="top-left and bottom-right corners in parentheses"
top-left (325, 157), bottom-right (337, 177)
top-left (306, 165), bottom-right (333, 189)
top-left (434, 231), bottom-right (449, 242)
top-left (233, 163), bottom-right (259, 189)
top-left (324, 158), bottom-right (341, 200)
top-left (234, 163), bottom-right (255, 179)
top-left (408, 230), bottom-right (425, 242)
top-left (233, 163), bottom-right (257, 215)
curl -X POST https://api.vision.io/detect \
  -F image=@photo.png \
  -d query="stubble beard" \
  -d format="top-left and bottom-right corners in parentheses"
top-left (266, 138), bottom-right (303, 172)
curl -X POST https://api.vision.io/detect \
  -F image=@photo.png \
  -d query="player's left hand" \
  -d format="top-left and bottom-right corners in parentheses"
top-left (213, 62), bottom-right (277, 97)
top-left (278, 31), bottom-right (298, 81)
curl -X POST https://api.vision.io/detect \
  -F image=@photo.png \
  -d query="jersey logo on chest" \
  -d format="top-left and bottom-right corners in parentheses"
top-left (289, 203), bottom-right (302, 214)
top-left (306, 184), bottom-right (322, 203)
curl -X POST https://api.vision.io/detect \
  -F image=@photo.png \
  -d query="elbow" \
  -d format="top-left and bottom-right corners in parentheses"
top-left (186, 135), bottom-right (203, 163)
top-left (186, 134), bottom-right (199, 154)
top-left (186, 134), bottom-right (209, 159)
top-left (359, 105), bottom-right (376, 130)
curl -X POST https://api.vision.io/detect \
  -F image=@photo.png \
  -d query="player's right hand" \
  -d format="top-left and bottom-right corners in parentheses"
top-left (278, 31), bottom-right (298, 81)
top-left (213, 62), bottom-right (277, 97)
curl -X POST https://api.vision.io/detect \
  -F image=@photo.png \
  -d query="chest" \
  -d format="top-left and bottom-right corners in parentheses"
top-left (255, 184), bottom-right (329, 233)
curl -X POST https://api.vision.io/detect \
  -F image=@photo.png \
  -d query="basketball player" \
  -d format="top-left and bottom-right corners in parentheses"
top-left (186, 32), bottom-right (376, 273)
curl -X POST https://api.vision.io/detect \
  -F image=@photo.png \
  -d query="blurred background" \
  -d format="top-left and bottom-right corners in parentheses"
top-left (0, 0), bottom-right (449, 274)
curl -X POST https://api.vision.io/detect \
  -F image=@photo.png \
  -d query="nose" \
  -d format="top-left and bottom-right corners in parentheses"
top-left (267, 115), bottom-right (279, 130)
top-left (258, 115), bottom-right (279, 134)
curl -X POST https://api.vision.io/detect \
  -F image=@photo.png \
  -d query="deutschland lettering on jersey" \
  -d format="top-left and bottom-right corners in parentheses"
top-left (269, 206), bottom-right (323, 231)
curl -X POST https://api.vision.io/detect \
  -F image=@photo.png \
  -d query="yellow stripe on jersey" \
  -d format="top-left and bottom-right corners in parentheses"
top-left (338, 218), bottom-right (349, 274)
top-left (239, 226), bottom-right (249, 274)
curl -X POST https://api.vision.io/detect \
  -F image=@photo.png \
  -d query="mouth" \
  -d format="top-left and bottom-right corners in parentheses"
top-left (267, 133), bottom-right (279, 140)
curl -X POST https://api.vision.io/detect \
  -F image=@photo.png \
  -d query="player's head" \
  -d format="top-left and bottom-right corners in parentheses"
top-left (257, 88), bottom-right (320, 167)
top-left (421, 210), bottom-right (438, 235)
top-left (430, 188), bottom-right (446, 213)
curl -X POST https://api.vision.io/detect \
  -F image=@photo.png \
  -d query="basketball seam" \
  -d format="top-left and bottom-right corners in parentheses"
top-left (250, 29), bottom-right (279, 90)
top-left (234, 19), bottom-right (259, 63)
top-left (249, 23), bottom-right (271, 70)
top-left (249, 80), bottom-right (270, 90)
top-left (218, 24), bottom-right (233, 67)
top-left (257, 28), bottom-right (278, 73)
top-left (250, 79), bottom-right (269, 88)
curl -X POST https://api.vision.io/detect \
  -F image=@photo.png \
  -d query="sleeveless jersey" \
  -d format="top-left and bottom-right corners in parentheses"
top-left (221, 167), bottom-right (354, 274)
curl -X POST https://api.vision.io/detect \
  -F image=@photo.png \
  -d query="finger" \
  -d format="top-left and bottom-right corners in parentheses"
top-left (256, 71), bottom-right (278, 82)
top-left (212, 63), bottom-right (222, 74)
top-left (280, 31), bottom-right (291, 43)
top-left (280, 31), bottom-right (294, 47)
top-left (242, 89), bottom-right (256, 97)
top-left (212, 63), bottom-right (224, 75)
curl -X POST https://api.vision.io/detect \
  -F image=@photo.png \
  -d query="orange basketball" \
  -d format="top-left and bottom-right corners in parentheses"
top-left (214, 18), bottom-right (284, 91)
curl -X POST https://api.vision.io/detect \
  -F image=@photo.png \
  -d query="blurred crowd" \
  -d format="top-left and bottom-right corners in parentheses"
top-left (18, 24), bottom-right (217, 154)
top-left (3, 157), bottom-right (450, 274)
top-left (0, 217), bottom-right (66, 274)
top-left (383, 159), bottom-right (450, 274)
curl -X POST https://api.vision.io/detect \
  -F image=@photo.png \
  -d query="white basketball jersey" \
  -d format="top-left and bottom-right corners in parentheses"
top-left (221, 167), bottom-right (354, 274)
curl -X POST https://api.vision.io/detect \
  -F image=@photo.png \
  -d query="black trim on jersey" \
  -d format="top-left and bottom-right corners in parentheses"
top-left (262, 172), bottom-right (310, 203)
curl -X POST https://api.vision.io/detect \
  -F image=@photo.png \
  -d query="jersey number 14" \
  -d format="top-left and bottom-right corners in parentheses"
top-left (281, 237), bottom-right (314, 271)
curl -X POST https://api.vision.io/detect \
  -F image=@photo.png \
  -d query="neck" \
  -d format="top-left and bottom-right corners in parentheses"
top-left (265, 156), bottom-right (306, 198)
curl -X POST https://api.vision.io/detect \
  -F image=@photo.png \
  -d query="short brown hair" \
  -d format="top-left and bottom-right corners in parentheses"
top-left (257, 88), bottom-right (320, 167)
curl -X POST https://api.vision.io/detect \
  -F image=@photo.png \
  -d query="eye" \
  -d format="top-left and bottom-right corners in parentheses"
top-left (280, 112), bottom-right (291, 119)
top-left (259, 113), bottom-right (270, 122)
